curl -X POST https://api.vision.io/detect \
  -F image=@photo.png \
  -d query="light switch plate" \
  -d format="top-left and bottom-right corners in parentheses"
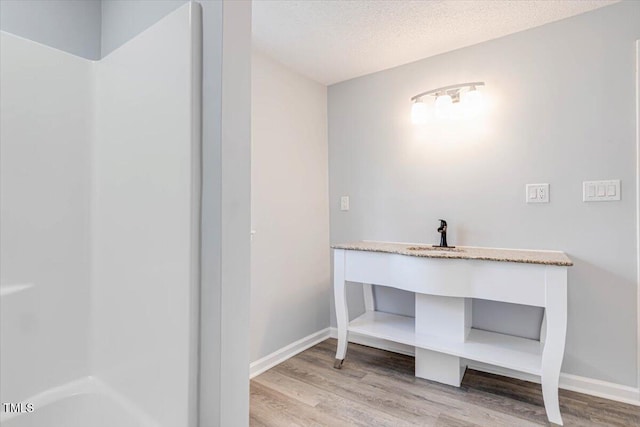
top-left (340, 196), bottom-right (350, 211)
top-left (583, 180), bottom-right (620, 202)
top-left (526, 183), bottom-right (549, 204)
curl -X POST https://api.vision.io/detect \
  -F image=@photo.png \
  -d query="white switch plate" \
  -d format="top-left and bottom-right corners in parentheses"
top-left (583, 180), bottom-right (620, 202)
top-left (340, 196), bottom-right (350, 211)
top-left (526, 183), bottom-right (549, 204)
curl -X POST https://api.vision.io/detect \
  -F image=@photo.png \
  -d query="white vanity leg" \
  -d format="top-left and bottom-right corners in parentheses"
top-left (334, 249), bottom-right (348, 369)
top-left (541, 267), bottom-right (568, 426)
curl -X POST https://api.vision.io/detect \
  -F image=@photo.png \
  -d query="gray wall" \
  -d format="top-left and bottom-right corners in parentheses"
top-left (251, 50), bottom-right (330, 364)
top-left (329, 0), bottom-right (640, 387)
top-left (215, 2), bottom-right (252, 424)
top-left (0, 0), bottom-right (190, 59)
top-left (100, 0), bottom-right (186, 56)
top-left (0, 0), bottom-right (101, 59)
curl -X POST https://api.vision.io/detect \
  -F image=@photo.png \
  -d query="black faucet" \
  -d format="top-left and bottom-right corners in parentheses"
top-left (434, 219), bottom-right (454, 248)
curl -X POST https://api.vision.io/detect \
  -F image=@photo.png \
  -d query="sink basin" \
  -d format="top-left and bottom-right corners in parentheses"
top-left (406, 246), bottom-right (463, 252)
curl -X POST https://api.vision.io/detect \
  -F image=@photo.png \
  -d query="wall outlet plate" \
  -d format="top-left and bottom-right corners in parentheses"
top-left (340, 196), bottom-right (350, 211)
top-left (526, 183), bottom-right (549, 204)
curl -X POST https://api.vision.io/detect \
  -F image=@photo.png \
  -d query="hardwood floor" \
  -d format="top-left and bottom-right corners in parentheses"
top-left (250, 339), bottom-right (639, 426)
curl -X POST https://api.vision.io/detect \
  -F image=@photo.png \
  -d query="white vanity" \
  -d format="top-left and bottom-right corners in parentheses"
top-left (332, 241), bottom-right (573, 425)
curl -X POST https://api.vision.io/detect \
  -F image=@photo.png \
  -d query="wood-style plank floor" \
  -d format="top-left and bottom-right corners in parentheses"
top-left (250, 339), bottom-right (639, 426)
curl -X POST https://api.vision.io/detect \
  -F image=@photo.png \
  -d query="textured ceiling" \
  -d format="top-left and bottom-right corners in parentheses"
top-left (252, 0), bottom-right (619, 85)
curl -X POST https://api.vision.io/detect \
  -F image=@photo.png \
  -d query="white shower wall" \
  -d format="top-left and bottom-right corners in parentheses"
top-left (92, 4), bottom-right (201, 425)
top-left (0, 31), bottom-right (93, 403)
top-left (0, 4), bottom-right (201, 426)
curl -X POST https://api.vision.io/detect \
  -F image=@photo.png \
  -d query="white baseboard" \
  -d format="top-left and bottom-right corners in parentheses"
top-left (329, 327), bottom-right (640, 406)
top-left (467, 361), bottom-right (640, 406)
top-left (249, 328), bottom-right (331, 379)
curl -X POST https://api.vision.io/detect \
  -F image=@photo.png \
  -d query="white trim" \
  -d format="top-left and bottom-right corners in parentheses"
top-left (635, 39), bottom-right (640, 402)
top-left (249, 328), bottom-right (331, 379)
top-left (559, 372), bottom-right (639, 406)
top-left (330, 327), bottom-right (640, 406)
top-left (467, 361), bottom-right (640, 407)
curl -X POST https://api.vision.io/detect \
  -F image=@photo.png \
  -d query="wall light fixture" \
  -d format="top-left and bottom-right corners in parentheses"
top-left (411, 82), bottom-right (485, 123)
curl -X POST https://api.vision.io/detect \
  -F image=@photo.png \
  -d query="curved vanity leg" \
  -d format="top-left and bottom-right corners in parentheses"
top-left (541, 267), bottom-right (568, 426)
top-left (334, 249), bottom-right (348, 369)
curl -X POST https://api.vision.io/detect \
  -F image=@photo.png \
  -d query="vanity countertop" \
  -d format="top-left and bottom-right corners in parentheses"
top-left (332, 241), bottom-right (573, 267)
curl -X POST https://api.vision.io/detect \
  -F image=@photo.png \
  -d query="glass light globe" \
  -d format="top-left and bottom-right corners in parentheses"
top-left (461, 88), bottom-right (484, 117)
top-left (411, 99), bottom-right (428, 124)
top-left (434, 94), bottom-right (453, 119)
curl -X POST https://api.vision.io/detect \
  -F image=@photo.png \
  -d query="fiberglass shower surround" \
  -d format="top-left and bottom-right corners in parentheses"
top-left (0, 4), bottom-right (201, 427)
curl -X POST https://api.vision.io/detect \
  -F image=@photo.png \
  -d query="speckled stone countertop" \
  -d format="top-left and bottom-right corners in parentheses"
top-left (332, 241), bottom-right (573, 267)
